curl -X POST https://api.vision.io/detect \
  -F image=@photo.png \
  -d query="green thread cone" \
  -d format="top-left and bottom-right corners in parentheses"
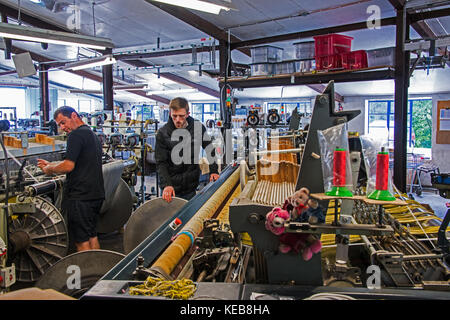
top-left (325, 186), bottom-right (353, 197)
top-left (367, 189), bottom-right (396, 201)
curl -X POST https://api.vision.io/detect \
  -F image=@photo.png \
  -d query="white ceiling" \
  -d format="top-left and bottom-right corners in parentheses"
top-left (0, 0), bottom-right (448, 105)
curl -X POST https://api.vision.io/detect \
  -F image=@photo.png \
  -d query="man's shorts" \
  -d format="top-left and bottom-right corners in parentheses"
top-left (63, 199), bottom-right (104, 244)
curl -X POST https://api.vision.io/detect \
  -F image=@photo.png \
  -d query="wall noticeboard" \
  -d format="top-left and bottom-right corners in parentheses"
top-left (437, 100), bottom-right (450, 144)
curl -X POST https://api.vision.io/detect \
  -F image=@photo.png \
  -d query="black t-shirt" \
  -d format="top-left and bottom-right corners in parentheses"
top-left (64, 124), bottom-right (105, 201)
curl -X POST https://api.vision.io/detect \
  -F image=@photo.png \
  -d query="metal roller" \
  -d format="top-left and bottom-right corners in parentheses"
top-left (23, 178), bottom-right (65, 197)
top-left (8, 197), bottom-right (68, 282)
top-left (97, 178), bottom-right (134, 234)
top-left (35, 249), bottom-right (125, 298)
top-left (123, 197), bottom-right (188, 254)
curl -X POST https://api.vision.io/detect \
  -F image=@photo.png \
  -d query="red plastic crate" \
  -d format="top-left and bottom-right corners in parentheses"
top-left (313, 34), bottom-right (353, 57)
top-left (315, 54), bottom-right (342, 70)
top-left (341, 50), bottom-right (368, 70)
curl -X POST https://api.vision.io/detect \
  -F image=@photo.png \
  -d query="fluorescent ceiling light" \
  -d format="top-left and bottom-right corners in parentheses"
top-left (113, 84), bottom-right (148, 91)
top-left (146, 88), bottom-right (198, 95)
top-left (65, 54), bottom-right (116, 71)
top-left (68, 89), bottom-right (103, 94)
top-left (68, 84), bottom-right (147, 94)
top-left (151, 0), bottom-right (232, 14)
top-left (0, 22), bottom-right (114, 50)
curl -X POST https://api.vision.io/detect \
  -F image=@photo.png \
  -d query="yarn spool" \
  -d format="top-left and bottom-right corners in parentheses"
top-left (325, 147), bottom-right (353, 197)
top-left (333, 148), bottom-right (347, 187)
top-left (368, 148), bottom-right (396, 201)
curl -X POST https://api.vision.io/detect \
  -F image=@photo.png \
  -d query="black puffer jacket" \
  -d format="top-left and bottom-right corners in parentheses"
top-left (155, 116), bottom-right (218, 195)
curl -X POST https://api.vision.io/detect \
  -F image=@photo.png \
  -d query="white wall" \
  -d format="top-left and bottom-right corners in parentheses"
top-left (431, 94), bottom-right (450, 173)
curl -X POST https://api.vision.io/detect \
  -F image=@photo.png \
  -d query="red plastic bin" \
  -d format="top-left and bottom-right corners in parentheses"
top-left (313, 34), bottom-right (353, 57)
top-left (341, 50), bottom-right (368, 70)
top-left (315, 54), bottom-right (342, 71)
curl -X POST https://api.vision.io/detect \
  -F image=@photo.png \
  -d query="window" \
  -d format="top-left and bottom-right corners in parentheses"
top-left (57, 98), bottom-right (96, 114)
top-left (367, 99), bottom-right (432, 149)
top-left (191, 103), bottom-right (220, 122)
top-left (78, 100), bottom-right (92, 113)
top-left (0, 88), bottom-right (26, 119)
top-left (267, 101), bottom-right (312, 117)
top-left (135, 105), bottom-right (156, 121)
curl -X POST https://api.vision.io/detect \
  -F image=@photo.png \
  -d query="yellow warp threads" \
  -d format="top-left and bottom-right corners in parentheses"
top-left (129, 277), bottom-right (196, 300)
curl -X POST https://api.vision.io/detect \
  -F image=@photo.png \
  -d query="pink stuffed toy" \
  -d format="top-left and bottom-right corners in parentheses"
top-left (265, 206), bottom-right (322, 261)
top-left (278, 232), bottom-right (322, 261)
top-left (275, 187), bottom-right (323, 261)
top-left (265, 207), bottom-right (289, 235)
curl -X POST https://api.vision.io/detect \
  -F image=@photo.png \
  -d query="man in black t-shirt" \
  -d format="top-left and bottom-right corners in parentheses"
top-left (37, 106), bottom-right (105, 252)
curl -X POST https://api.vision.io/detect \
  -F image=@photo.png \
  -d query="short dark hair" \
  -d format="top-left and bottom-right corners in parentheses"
top-left (53, 106), bottom-right (80, 120)
top-left (169, 97), bottom-right (189, 113)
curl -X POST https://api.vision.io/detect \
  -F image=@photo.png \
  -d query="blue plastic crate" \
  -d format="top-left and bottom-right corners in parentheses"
top-left (431, 173), bottom-right (450, 185)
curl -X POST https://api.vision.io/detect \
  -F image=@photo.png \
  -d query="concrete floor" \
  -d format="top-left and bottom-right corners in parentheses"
top-left (409, 188), bottom-right (449, 220)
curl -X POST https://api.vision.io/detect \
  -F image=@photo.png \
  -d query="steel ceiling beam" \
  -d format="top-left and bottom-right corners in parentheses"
top-left (409, 7), bottom-right (450, 22)
top-left (144, 0), bottom-right (251, 57)
top-left (115, 46), bottom-right (215, 61)
top-left (0, 3), bottom-right (68, 32)
top-left (125, 58), bottom-right (220, 98)
top-left (9, 45), bottom-right (169, 104)
top-left (0, 1), bottom-right (169, 103)
top-left (230, 17), bottom-right (397, 50)
top-left (389, 0), bottom-right (449, 68)
top-left (0, 1), bottom-right (217, 102)
top-left (159, 72), bottom-right (220, 98)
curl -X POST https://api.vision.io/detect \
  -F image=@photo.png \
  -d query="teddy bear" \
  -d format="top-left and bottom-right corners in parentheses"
top-left (276, 188), bottom-right (324, 261)
top-left (265, 205), bottom-right (323, 261)
top-left (282, 187), bottom-right (310, 221)
top-left (297, 197), bottom-right (326, 225)
top-left (265, 207), bottom-right (289, 236)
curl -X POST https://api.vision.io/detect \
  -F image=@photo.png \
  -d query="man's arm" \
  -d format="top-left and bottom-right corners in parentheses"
top-left (37, 159), bottom-right (75, 175)
top-left (201, 125), bottom-right (219, 181)
top-left (155, 130), bottom-right (177, 202)
top-left (155, 130), bottom-right (174, 189)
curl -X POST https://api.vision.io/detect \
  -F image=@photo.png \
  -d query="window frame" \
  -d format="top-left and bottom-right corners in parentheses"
top-left (367, 98), bottom-right (432, 148)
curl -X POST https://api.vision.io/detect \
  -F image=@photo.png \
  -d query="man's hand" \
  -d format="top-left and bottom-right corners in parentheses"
top-left (210, 173), bottom-right (219, 182)
top-left (37, 159), bottom-right (49, 169)
top-left (37, 159), bottom-right (51, 175)
top-left (36, 159), bottom-right (74, 175)
top-left (162, 186), bottom-right (175, 203)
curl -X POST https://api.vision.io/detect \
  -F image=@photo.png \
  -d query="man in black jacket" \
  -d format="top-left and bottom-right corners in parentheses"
top-left (156, 97), bottom-right (219, 202)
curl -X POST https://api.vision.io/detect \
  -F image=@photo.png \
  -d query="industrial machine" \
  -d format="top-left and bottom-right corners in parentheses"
top-left (0, 113), bottom-right (142, 292)
top-left (78, 81), bottom-right (449, 300)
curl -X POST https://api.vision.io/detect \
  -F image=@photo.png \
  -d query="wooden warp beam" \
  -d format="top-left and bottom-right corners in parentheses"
top-left (151, 168), bottom-right (240, 276)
